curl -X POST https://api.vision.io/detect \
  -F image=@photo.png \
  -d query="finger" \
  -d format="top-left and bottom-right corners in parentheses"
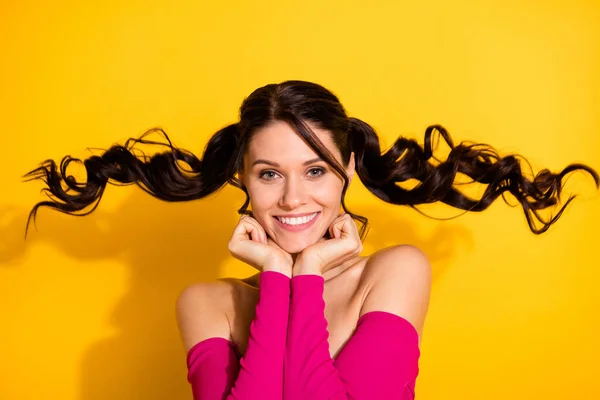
top-left (240, 215), bottom-right (263, 240)
top-left (331, 217), bottom-right (348, 239)
top-left (252, 222), bottom-right (267, 244)
top-left (245, 223), bottom-right (261, 242)
top-left (246, 217), bottom-right (267, 244)
top-left (333, 224), bottom-right (342, 239)
top-left (328, 213), bottom-right (346, 238)
top-left (340, 215), bottom-right (359, 239)
top-left (237, 216), bottom-right (263, 243)
top-left (231, 218), bottom-right (254, 242)
top-left (257, 224), bottom-right (268, 244)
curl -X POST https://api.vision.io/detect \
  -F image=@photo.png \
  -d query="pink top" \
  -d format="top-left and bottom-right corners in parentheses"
top-left (186, 271), bottom-right (420, 399)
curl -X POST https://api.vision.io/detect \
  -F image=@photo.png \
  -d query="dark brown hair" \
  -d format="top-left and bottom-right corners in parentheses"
top-left (23, 80), bottom-right (599, 238)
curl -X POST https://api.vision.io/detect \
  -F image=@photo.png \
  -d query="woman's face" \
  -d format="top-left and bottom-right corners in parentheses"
top-left (240, 120), bottom-right (355, 255)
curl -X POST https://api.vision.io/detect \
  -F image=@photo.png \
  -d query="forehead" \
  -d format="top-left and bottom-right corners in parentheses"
top-left (246, 120), bottom-right (338, 161)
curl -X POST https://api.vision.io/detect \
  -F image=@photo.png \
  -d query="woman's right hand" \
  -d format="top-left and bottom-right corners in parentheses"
top-left (228, 215), bottom-right (293, 277)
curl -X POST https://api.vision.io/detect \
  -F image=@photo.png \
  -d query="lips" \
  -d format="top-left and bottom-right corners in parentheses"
top-left (275, 212), bottom-right (319, 224)
top-left (274, 212), bottom-right (319, 218)
top-left (273, 212), bottom-right (320, 232)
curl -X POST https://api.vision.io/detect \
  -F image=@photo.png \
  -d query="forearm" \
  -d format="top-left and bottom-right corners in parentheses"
top-left (187, 270), bottom-right (290, 400)
top-left (283, 273), bottom-right (347, 400)
top-left (232, 270), bottom-right (290, 398)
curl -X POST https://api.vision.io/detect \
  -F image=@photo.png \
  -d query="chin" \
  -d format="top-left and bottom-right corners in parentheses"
top-left (265, 218), bottom-right (330, 254)
top-left (279, 241), bottom-right (309, 255)
top-left (276, 235), bottom-right (320, 255)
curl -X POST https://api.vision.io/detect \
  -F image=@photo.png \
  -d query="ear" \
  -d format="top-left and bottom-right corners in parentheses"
top-left (346, 152), bottom-right (355, 184)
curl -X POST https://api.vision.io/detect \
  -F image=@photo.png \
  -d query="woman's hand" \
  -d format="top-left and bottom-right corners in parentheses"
top-left (228, 215), bottom-right (293, 277)
top-left (294, 213), bottom-right (363, 276)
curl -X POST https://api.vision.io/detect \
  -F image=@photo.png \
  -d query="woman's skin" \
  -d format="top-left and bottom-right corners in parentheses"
top-left (238, 120), bottom-right (362, 278)
top-left (176, 120), bottom-right (431, 360)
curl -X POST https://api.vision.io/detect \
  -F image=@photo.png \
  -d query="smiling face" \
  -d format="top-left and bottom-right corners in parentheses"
top-left (239, 120), bottom-right (355, 255)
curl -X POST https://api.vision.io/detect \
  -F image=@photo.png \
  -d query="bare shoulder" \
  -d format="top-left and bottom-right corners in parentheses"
top-left (359, 244), bottom-right (432, 340)
top-left (175, 279), bottom-right (237, 352)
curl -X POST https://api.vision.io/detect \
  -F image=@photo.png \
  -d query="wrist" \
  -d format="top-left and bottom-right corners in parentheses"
top-left (292, 260), bottom-right (322, 277)
top-left (263, 263), bottom-right (293, 278)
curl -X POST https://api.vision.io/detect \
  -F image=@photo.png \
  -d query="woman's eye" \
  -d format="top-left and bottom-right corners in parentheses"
top-left (259, 167), bottom-right (325, 180)
top-left (308, 167), bottom-right (325, 177)
top-left (259, 170), bottom-right (278, 180)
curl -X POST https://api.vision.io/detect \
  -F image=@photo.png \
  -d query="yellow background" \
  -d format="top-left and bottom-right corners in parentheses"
top-left (1, 1), bottom-right (599, 399)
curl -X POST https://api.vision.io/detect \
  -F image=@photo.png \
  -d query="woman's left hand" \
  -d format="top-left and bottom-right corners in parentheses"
top-left (293, 213), bottom-right (363, 276)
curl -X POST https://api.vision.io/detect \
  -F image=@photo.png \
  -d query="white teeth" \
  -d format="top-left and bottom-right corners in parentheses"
top-left (277, 212), bottom-right (318, 226)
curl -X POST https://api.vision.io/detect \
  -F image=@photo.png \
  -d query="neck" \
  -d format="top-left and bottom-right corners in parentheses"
top-left (322, 260), bottom-right (356, 282)
top-left (290, 252), bottom-right (361, 282)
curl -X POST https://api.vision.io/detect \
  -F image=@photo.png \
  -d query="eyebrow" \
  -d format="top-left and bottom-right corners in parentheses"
top-left (251, 157), bottom-right (324, 168)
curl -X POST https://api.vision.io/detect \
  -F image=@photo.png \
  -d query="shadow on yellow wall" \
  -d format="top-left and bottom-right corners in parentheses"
top-left (1, 178), bottom-right (471, 398)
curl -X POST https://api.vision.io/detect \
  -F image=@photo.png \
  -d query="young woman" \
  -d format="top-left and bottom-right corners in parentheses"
top-left (23, 80), bottom-right (598, 399)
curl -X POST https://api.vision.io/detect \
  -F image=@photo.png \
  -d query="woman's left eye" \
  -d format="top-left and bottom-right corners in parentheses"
top-left (308, 167), bottom-right (325, 177)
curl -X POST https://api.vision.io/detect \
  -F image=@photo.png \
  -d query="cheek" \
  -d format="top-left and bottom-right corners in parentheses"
top-left (313, 178), bottom-right (344, 204)
top-left (248, 185), bottom-right (279, 211)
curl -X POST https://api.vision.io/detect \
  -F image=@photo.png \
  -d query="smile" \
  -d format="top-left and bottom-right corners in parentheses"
top-left (273, 212), bottom-right (320, 232)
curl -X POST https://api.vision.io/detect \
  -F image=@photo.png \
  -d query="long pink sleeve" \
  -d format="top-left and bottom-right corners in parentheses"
top-left (186, 271), bottom-right (290, 399)
top-left (284, 274), bottom-right (420, 399)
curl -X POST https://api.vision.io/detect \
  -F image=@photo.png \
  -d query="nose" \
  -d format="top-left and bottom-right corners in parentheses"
top-left (278, 176), bottom-right (307, 210)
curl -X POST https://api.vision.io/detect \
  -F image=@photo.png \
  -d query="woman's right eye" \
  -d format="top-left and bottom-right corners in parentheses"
top-left (259, 170), bottom-right (279, 180)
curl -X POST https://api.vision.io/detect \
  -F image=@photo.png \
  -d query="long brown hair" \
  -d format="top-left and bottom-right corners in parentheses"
top-left (23, 80), bottom-right (599, 238)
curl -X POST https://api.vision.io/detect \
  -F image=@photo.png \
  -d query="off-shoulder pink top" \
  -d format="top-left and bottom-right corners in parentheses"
top-left (186, 271), bottom-right (420, 399)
